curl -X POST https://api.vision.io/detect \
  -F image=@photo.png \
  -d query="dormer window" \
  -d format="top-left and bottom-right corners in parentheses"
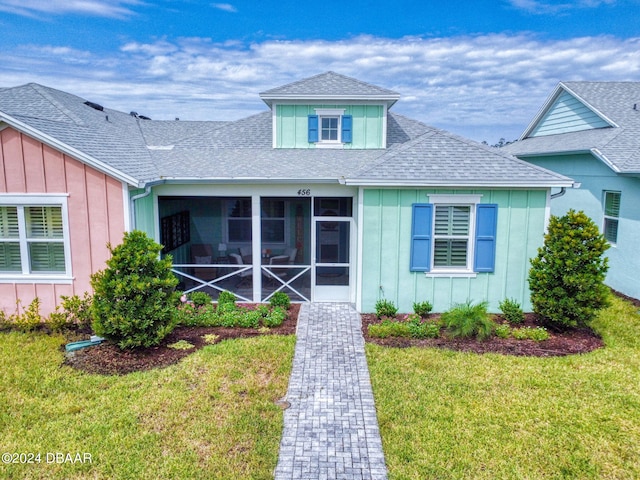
top-left (321, 116), bottom-right (339, 142)
top-left (308, 109), bottom-right (352, 147)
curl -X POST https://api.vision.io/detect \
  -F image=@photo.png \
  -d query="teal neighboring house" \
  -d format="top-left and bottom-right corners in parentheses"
top-left (0, 72), bottom-right (572, 315)
top-left (505, 82), bottom-right (640, 300)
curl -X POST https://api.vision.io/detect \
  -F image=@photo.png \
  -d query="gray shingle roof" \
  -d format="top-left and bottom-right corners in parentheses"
top-left (505, 82), bottom-right (640, 173)
top-left (259, 71), bottom-right (400, 106)
top-left (0, 78), bottom-right (572, 188)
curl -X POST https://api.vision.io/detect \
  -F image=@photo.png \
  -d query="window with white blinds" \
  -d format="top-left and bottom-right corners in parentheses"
top-left (603, 191), bottom-right (620, 244)
top-left (0, 201), bottom-right (68, 275)
top-left (433, 205), bottom-right (470, 268)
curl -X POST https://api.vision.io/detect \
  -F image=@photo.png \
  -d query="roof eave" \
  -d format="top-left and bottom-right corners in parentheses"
top-left (342, 179), bottom-right (575, 188)
top-left (514, 147), bottom-right (622, 174)
top-left (0, 112), bottom-right (141, 187)
top-left (260, 94), bottom-right (400, 108)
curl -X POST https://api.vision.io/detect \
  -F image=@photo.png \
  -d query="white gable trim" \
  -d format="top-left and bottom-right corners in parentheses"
top-left (0, 112), bottom-right (140, 187)
top-left (520, 83), bottom-right (617, 140)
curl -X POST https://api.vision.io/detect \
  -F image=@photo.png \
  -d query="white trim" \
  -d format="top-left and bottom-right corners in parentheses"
top-left (343, 178), bottom-right (574, 188)
top-left (314, 108), bottom-right (346, 116)
top-left (425, 272), bottom-right (477, 278)
top-left (272, 104), bottom-right (278, 149)
top-left (382, 104), bottom-right (388, 149)
top-left (356, 188), bottom-right (364, 311)
top-left (122, 183), bottom-right (132, 232)
top-left (0, 194), bottom-right (73, 281)
top-left (427, 194), bottom-right (482, 204)
top-left (251, 195), bottom-right (262, 302)
top-left (426, 196), bottom-right (480, 275)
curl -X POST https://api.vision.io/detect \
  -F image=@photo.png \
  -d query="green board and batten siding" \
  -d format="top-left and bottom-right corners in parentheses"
top-left (361, 188), bottom-right (548, 313)
top-left (275, 104), bottom-right (384, 148)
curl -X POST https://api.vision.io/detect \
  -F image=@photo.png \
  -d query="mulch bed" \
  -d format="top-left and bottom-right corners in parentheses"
top-left (64, 304), bottom-right (299, 375)
top-left (63, 298), bottom-right (613, 375)
top-left (362, 312), bottom-right (604, 357)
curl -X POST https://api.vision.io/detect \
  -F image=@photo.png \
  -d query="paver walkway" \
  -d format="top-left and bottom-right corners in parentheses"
top-left (274, 303), bottom-right (388, 480)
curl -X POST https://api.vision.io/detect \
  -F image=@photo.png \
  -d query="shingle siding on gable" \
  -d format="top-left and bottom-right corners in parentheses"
top-left (275, 104), bottom-right (384, 149)
top-left (530, 91), bottom-right (610, 137)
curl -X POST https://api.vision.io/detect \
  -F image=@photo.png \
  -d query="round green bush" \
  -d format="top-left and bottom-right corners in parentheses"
top-left (269, 292), bottom-right (291, 310)
top-left (91, 231), bottom-right (180, 349)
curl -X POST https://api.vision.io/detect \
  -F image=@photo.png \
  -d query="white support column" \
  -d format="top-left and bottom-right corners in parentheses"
top-left (251, 195), bottom-right (262, 302)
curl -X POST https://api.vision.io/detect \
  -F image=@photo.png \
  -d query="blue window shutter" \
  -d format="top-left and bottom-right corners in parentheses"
top-left (308, 115), bottom-right (318, 143)
top-left (341, 115), bottom-right (352, 143)
top-left (474, 204), bottom-right (498, 273)
top-left (410, 204), bottom-right (433, 272)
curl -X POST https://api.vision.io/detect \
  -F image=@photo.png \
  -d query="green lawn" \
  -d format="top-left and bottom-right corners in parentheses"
top-left (367, 295), bottom-right (640, 479)
top-left (0, 333), bottom-right (295, 480)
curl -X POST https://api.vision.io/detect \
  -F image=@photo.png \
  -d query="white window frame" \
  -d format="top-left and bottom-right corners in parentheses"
top-left (225, 198), bottom-right (252, 244)
top-left (426, 194), bottom-right (481, 276)
top-left (603, 190), bottom-right (621, 245)
top-left (0, 194), bottom-right (72, 283)
top-left (314, 108), bottom-right (345, 147)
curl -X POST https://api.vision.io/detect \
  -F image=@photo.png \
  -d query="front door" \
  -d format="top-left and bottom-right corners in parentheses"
top-left (313, 218), bottom-right (352, 301)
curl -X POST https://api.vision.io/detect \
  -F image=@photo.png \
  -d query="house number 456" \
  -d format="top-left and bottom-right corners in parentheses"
top-left (297, 189), bottom-right (311, 196)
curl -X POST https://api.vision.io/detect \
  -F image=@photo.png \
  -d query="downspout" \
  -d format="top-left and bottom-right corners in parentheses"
top-left (550, 187), bottom-right (566, 199)
top-left (129, 185), bottom-right (152, 230)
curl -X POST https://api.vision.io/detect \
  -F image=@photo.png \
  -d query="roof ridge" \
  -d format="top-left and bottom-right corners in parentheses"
top-left (29, 83), bottom-right (86, 126)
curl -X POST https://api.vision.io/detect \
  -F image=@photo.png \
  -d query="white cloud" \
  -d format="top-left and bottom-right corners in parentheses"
top-left (212, 3), bottom-right (237, 13)
top-left (1, 34), bottom-right (640, 142)
top-left (507, 0), bottom-right (617, 14)
top-left (0, 0), bottom-right (143, 18)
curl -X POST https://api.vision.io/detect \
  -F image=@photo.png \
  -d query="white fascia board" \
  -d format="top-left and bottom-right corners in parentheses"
top-left (261, 95), bottom-right (400, 108)
top-left (560, 84), bottom-right (619, 129)
top-left (0, 112), bottom-right (140, 187)
top-left (591, 148), bottom-right (621, 173)
top-left (342, 179), bottom-right (575, 188)
top-left (155, 176), bottom-right (343, 184)
top-left (520, 83), bottom-right (565, 140)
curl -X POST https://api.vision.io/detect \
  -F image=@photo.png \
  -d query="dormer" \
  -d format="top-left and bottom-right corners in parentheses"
top-left (259, 72), bottom-right (400, 149)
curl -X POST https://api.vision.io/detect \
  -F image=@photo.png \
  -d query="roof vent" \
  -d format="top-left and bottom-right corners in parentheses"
top-left (130, 111), bottom-right (151, 120)
top-left (84, 101), bottom-right (104, 111)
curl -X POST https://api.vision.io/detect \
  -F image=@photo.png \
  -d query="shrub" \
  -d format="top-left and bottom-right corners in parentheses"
top-left (413, 301), bottom-right (433, 317)
top-left (238, 309), bottom-right (261, 328)
top-left (270, 292), bottom-right (291, 310)
top-left (512, 326), bottom-right (550, 342)
top-left (263, 307), bottom-right (286, 328)
top-left (47, 307), bottom-right (69, 332)
top-left (189, 291), bottom-right (212, 308)
top-left (499, 298), bottom-right (524, 324)
top-left (59, 292), bottom-right (93, 329)
top-left (408, 318), bottom-right (440, 339)
top-left (375, 299), bottom-right (398, 319)
top-left (368, 319), bottom-right (410, 338)
top-left (91, 231), bottom-right (180, 349)
top-left (494, 323), bottom-right (511, 339)
top-left (442, 300), bottom-right (494, 341)
top-left (10, 298), bottom-right (42, 332)
top-left (529, 209), bottom-right (610, 328)
top-left (217, 290), bottom-right (237, 306)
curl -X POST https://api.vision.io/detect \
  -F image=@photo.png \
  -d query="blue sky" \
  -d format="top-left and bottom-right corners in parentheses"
top-left (1, 0), bottom-right (640, 142)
